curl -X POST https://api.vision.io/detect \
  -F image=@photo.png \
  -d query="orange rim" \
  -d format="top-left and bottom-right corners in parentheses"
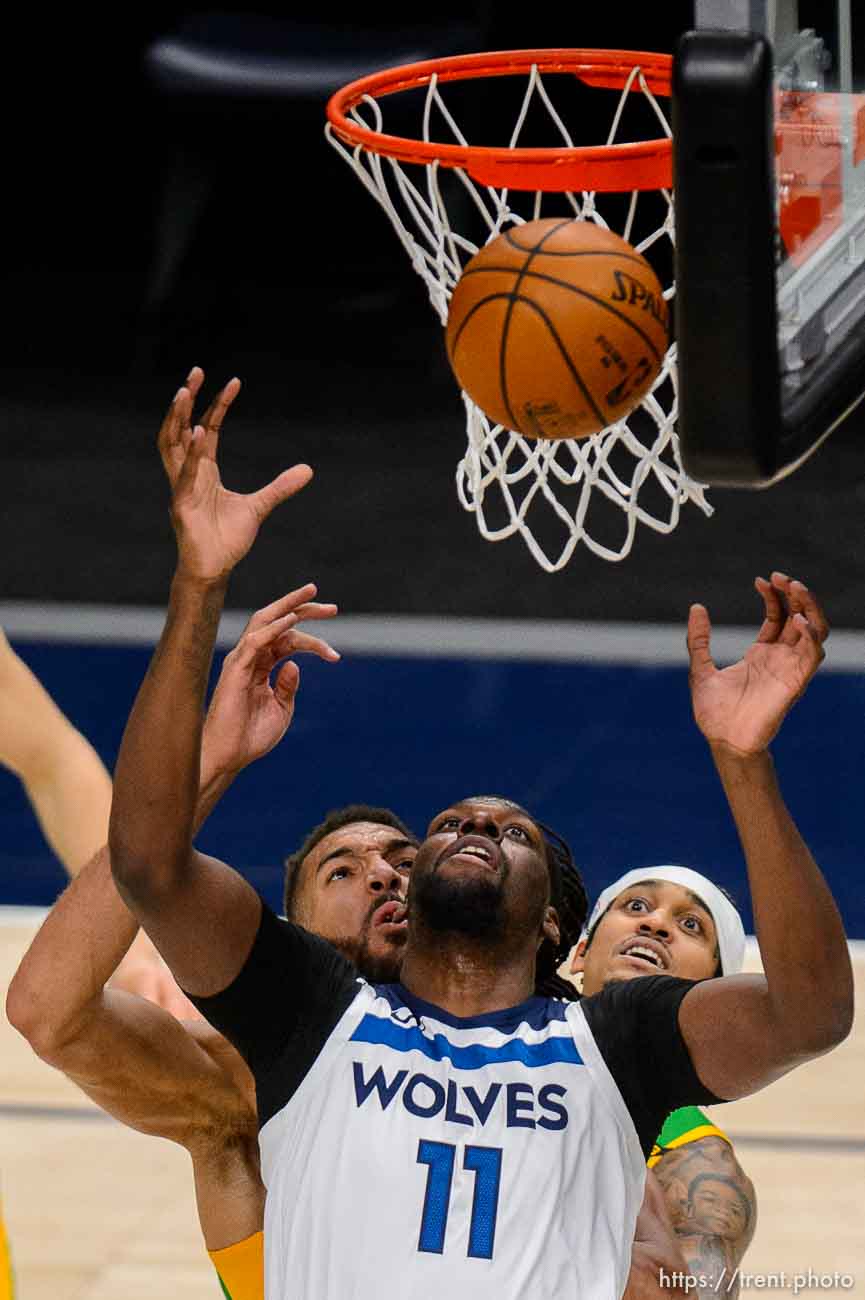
top-left (326, 48), bottom-right (673, 193)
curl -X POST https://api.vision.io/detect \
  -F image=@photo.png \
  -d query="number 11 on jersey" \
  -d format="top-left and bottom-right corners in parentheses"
top-left (417, 1140), bottom-right (503, 1259)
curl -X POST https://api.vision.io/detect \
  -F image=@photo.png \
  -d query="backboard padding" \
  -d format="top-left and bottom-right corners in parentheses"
top-left (675, 0), bottom-right (865, 484)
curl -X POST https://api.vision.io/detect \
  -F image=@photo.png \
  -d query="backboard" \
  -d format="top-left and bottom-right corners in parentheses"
top-left (674, 0), bottom-right (865, 484)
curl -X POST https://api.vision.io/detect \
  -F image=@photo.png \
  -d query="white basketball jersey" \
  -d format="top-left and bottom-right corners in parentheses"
top-left (259, 983), bottom-right (646, 1300)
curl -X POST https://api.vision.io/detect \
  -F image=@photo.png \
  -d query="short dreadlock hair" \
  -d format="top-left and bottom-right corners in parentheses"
top-left (283, 804), bottom-right (417, 917)
top-left (534, 818), bottom-right (588, 1000)
top-left (460, 796), bottom-right (588, 1001)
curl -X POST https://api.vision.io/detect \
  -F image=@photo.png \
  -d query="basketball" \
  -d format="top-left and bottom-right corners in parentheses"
top-left (445, 218), bottom-right (669, 440)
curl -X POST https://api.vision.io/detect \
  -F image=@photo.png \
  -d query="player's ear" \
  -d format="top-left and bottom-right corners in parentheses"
top-left (541, 905), bottom-right (560, 952)
top-left (569, 938), bottom-right (588, 974)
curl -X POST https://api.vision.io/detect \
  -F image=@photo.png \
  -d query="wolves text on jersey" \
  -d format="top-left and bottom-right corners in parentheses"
top-left (352, 1063), bottom-right (569, 1131)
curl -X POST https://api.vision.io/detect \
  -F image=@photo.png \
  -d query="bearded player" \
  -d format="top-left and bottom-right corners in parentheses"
top-left (6, 588), bottom-right (418, 1300)
top-left (107, 372), bottom-right (852, 1299)
top-left (7, 574), bottom-right (682, 1300)
top-left (2, 374), bottom-right (577, 1300)
top-left (6, 599), bottom-right (580, 1300)
top-left (2, 583), bottom-right (751, 1300)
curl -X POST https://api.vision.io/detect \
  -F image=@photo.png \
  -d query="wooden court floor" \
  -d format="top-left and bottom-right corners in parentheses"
top-left (1, 914), bottom-right (862, 1299)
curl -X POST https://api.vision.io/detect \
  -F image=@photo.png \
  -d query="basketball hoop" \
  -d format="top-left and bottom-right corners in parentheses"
top-left (326, 49), bottom-right (712, 569)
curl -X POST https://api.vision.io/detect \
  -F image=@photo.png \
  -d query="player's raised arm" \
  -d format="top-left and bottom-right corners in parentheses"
top-left (0, 622), bottom-right (195, 1014)
top-left (678, 573), bottom-right (853, 1099)
top-left (8, 593), bottom-right (313, 1065)
top-left (5, 607), bottom-right (315, 1250)
top-left (0, 626), bottom-right (112, 875)
top-left (109, 369), bottom-right (339, 995)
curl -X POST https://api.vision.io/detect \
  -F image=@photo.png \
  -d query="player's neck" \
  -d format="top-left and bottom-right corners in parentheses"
top-left (399, 930), bottom-right (537, 1019)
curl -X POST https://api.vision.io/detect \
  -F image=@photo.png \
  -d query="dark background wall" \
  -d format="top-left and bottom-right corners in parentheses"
top-left (1, 7), bottom-right (862, 934)
top-left (3, 640), bottom-right (863, 936)
top-left (3, 3), bottom-right (863, 626)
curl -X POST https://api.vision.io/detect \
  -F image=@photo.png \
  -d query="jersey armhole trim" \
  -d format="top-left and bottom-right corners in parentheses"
top-left (565, 1002), bottom-right (646, 1183)
top-left (258, 980), bottom-right (370, 1151)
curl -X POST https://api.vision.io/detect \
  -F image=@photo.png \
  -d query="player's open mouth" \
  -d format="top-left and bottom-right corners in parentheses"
top-left (618, 940), bottom-right (668, 970)
top-left (372, 900), bottom-right (408, 931)
top-left (437, 835), bottom-right (502, 872)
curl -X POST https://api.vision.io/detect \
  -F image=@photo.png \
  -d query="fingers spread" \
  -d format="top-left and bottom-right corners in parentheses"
top-left (287, 601), bottom-right (338, 623)
top-left (252, 464), bottom-right (314, 521)
top-left (788, 579), bottom-right (830, 644)
top-left (225, 604), bottom-right (339, 681)
top-left (686, 603), bottom-right (715, 678)
top-left (172, 428), bottom-right (208, 501)
top-left (278, 629), bottom-right (341, 662)
top-left (186, 366), bottom-right (205, 401)
top-left (241, 609), bottom-right (299, 651)
top-left (762, 572), bottom-right (801, 648)
top-left (160, 367), bottom-right (204, 454)
top-left (233, 588), bottom-right (337, 672)
top-left (794, 611), bottom-right (826, 660)
top-left (764, 571), bottom-right (829, 649)
top-left (261, 613), bottom-right (338, 666)
top-left (778, 609), bottom-right (803, 648)
top-left (273, 660), bottom-right (300, 706)
top-left (754, 576), bottom-right (786, 643)
top-left (242, 585), bottom-right (319, 634)
top-left (199, 377), bottom-right (241, 458)
top-left (158, 385), bottom-right (189, 457)
top-left (237, 603), bottom-right (340, 655)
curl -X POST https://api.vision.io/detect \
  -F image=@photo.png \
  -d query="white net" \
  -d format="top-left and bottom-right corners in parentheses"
top-left (326, 60), bottom-right (713, 570)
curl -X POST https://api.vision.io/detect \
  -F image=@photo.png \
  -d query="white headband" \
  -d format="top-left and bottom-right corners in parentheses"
top-left (581, 865), bottom-right (746, 976)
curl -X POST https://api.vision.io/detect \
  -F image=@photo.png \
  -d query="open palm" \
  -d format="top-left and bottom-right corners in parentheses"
top-left (158, 367), bottom-right (312, 581)
top-left (688, 574), bottom-right (828, 755)
top-left (203, 588), bottom-right (340, 775)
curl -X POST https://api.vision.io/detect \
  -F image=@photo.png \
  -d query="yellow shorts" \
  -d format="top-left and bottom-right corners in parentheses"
top-left (0, 1205), bottom-right (14, 1300)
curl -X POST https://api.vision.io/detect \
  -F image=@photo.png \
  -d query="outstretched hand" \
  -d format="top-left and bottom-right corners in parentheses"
top-left (688, 572), bottom-right (828, 756)
top-left (159, 366), bottom-right (312, 581)
top-left (202, 586), bottom-right (340, 776)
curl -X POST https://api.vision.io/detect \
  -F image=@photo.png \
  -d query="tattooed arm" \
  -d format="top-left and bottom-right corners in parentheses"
top-left (626, 1170), bottom-right (692, 1300)
top-left (652, 1136), bottom-right (757, 1300)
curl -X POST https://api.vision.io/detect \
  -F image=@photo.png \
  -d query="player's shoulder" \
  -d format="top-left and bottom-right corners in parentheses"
top-left (579, 976), bottom-right (706, 1053)
top-left (262, 904), bottom-right (361, 986)
top-left (271, 906), bottom-right (349, 954)
top-left (583, 974), bottom-right (702, 1014)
